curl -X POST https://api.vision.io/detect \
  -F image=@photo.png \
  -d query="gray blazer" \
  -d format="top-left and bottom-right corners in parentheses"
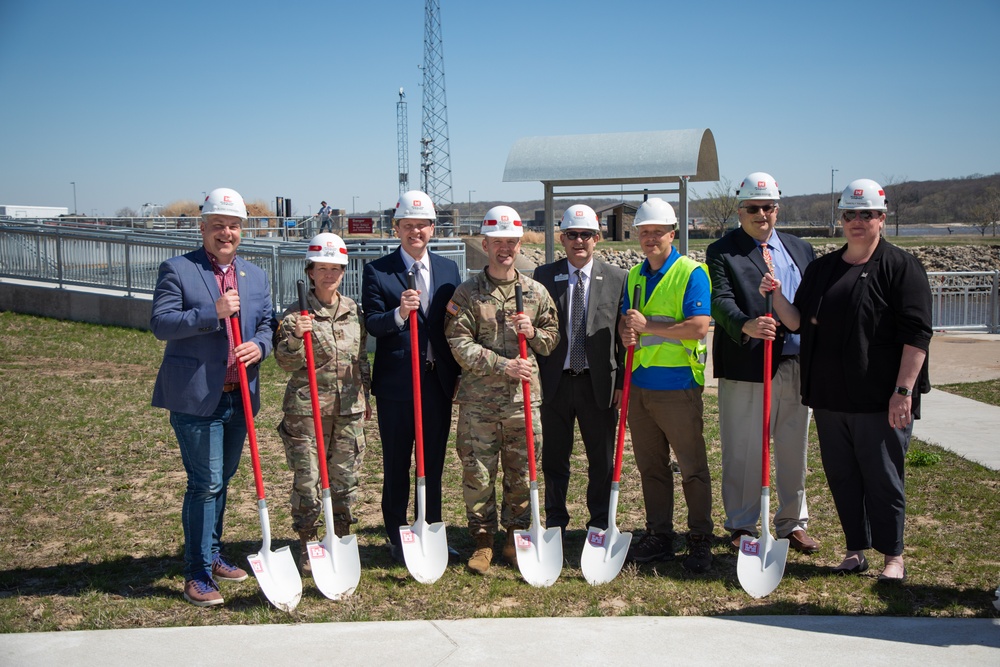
top-left (534, 257), bottom-right (627, 409)
top-left (150, 247), bottom-right (273, 416)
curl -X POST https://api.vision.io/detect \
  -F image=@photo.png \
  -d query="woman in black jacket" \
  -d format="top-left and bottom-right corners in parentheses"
top-left (761, 178), bottom-right (932, 583)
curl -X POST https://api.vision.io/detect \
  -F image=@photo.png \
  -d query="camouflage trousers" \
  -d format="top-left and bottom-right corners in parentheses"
top-left (277, 413), bottom-right (366, 533)
top-left (455, 404), bottom-right (542, 536)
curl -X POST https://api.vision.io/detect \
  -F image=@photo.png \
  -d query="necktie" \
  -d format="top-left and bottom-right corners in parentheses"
top-left (412, 261), bottom-right (433, 362)
top-left (570, 269), bottom-right (587, 373)
top-left (760, 242), bottom-right (775, 276)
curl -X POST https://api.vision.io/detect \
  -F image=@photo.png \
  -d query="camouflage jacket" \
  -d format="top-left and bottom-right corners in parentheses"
top-left (444, 269), bottom-right (559, 409)
top-left (274, 290), bottom-right (371, 416)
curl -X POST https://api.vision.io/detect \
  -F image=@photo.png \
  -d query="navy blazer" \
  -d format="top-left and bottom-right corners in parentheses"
top-left (534, 257), bottom-right (626, 409)
top-left (151, 247), bottom-right (273, 416)
top-left (361, 247), bottom-right (461, 400)
top-left (707, 228), bottom-right (815, 382)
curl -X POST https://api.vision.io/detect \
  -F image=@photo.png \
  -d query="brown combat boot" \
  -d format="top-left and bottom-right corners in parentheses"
top-left (503, 529), bottom-right (518, 564)
top-left (297, 528), bottom-right (317, 576)
top-left (467, 534), bottom-right (494, 574)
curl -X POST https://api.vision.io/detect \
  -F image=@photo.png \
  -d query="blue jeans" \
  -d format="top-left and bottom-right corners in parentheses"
top-left (170, 392), bottom-right (246, 580)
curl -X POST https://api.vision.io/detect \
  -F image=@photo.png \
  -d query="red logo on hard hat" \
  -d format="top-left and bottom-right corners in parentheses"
top-left (223, 196), bottom-right (232, 203)
top-left (514, 219), bottom-right (522, 226)
top-left (339, 247), bottom-right (348, 255)
top-left (413, 200), bottom-right (422, 207)
top-left (309, 245), bottom-right (322, 251)
top-left (484, 219), bottom-right (497, 226)
top-left (757, 181), bottom-right (766, 189)
top-left (575, 210), bottom-right (584, 217)
top-left (854, 189), bottom-right (864, 197)
top-left (501, 215), bottom-right (509, 222)
top-left (878, 189), bottom-right (885, 196)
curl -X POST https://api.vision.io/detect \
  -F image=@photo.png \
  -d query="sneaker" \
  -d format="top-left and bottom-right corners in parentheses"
top-left (682, 533), bottom-right (713, 573)
top-left (211, 554), bottom-right (248, 582)
top-left (626, 532), bottom-right (675, 563)
top-left (183, 574), bottom-right (223, 607)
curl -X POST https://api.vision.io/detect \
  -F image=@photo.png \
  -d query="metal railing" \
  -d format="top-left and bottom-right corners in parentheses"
top-left (1, 221), bottom-right (997, 332)
top-left (0, 221), bottom-right (467, 314)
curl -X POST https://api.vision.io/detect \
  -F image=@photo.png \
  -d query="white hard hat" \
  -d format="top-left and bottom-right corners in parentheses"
top-left (633, 198), bottom-right (677, 227)
top-left (394, 190), bottom-right (436, 220)
top-left (736, 172), bottom-right (781, 201)
top-left (201, 188), bottom-right (248, 219)
top-left (481, 205), bottom-right (523, 237)
top-left (560, 204), bottom-right (600, 231)
top-left (839, 178), bottom-right (888, 211)
top-left (306, 233), bottom-right (348, 265)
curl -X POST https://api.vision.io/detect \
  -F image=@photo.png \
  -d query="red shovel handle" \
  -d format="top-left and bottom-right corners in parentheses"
top-left (762, 290), bottom-right (773, 488)
top-left (612, 285), bottom-right (643, 483)
top-left (297, 280), bottom-right (331, 491)
top-left (514, 284), bottom-right (537, 482)
top-left (228, 312), bottom-right (266, 501)
top-left (407, 271), bottom-right (426, 478)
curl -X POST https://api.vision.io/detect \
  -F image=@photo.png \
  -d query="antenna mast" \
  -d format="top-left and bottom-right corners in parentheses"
top-left (397, 88), bottom-right (409, 197)
top-left (420, 0), bottom-right (453, 208)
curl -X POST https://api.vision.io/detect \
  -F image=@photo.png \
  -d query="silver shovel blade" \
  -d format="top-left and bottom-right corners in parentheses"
top-left (247, 545), bottom-right (303, 612)
top-left (736, 534), bottom-right (789, 599)
top-left (400, 520), bottom-right (448, 584)
top-left (514, 526), bottom-right (563, 588)
top-left (308, 534), bottom-right (361, 600)
top-left (581, 526), bottom-right (633, 585)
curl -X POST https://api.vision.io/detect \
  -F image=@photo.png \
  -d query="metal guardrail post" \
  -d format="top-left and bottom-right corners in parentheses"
top-left (56, 227), bottom-right (64, 288)
top-left (992, 271), bottom-right (999, 334)
top-left (125, 237), bottom-right (133, 297)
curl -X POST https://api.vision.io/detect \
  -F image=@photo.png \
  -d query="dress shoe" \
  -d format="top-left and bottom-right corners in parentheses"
top-left (387, 541), bottom-right (405, 564)
top-left (729, 529), bottom-right (755, 550)
top-left (784, 529), bottom-right (820, 554)
top-left (832, 555), bottom-right (869, 575)
top-left (877, 568), bottom-right (906, 583)
top-left (878, 558), bottom-right (906, 582)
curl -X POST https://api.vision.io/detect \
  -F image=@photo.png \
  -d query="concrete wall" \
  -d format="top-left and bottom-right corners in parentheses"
top-left (0, 283), bottom-right (153, 331)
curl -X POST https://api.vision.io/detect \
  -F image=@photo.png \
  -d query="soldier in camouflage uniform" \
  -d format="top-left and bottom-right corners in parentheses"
top-left (444, 206), bottom-right (559, 574)
top-left (273, 233), bottom-right (372, 575)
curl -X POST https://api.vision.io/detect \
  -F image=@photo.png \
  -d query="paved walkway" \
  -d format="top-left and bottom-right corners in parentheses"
top-left (2, 333), bottom-right (998, 666)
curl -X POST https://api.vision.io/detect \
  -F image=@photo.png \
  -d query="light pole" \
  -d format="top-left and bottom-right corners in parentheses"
top-left (830, 168), bottom-right (839, 235)
top-left (352, 196), bottom-right (358, 214)
top-left (70, 182), bottom-right (77, 214)
top-left (468, 189), bottom-right (475, 217)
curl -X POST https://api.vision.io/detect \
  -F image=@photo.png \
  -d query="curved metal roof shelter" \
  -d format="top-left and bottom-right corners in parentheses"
top-left (503, 128), bottom-right (719, 261)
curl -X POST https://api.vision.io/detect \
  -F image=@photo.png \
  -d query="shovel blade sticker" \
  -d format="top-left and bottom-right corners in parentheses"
top-left (587, 532), bottom-right (606, 547)
top-left (249, 557), bottom-right (264, 573)
top-left (515, 534), bottom-right (532, 549)
top-left (740, 541), bottom-right (760, 556)
top-left (308, 544), bottom-right (326, 560)
top-left (400, 529), bottom-right (415, 544)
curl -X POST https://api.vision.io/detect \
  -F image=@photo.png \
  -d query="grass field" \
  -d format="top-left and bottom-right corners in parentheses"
top-left (0, 311), bottom-right (998, 631)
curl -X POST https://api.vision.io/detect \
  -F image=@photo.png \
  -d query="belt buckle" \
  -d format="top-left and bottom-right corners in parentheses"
top-left (425, 360), bottom-right (436, 371)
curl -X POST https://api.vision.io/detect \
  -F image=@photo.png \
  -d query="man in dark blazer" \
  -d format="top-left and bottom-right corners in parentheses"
top-left (361, 190), bottom-right (461, 562)
top-left (706, 172), bottom-right (819, 555)
top-left (534, 204), bottom-right (627, 532)
top-left (151, 188), bottom-right (273, 607)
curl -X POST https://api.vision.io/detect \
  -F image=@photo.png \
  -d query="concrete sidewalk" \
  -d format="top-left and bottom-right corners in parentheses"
top-left (2, 616), bottom-right (998, 666)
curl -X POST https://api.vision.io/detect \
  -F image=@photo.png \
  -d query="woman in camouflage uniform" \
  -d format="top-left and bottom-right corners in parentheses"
top-left (274, 233), bottom-right (372, 574)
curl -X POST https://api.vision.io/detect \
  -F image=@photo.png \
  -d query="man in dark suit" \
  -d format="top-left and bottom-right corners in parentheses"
top-left (706, 172), bottom-right (819, 555)
top-left (534, 204), bottom-right (627, 533)
top-left (361, 190), bottom-right (461, 562)
top-left (151, 188), bottom-right (273, 607)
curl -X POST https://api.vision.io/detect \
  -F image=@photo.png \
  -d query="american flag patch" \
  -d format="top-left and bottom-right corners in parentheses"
top-left (446, 300), bottom-right (460, 316)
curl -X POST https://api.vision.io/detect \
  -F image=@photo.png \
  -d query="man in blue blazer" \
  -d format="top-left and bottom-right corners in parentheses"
top-left (151, 188), bottom-right (273, 607)
top-left (361, 190), bottom-right (461, 562)
top-left (706, 172), bottom-right (818, 555)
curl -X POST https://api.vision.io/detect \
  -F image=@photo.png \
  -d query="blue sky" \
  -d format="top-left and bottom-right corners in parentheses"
top-left (2, 0), bottom-right (998, 217)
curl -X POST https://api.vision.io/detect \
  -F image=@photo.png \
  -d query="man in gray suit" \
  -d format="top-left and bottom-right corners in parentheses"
top-left (534, 205), bottom-right (627, 532)
top-left (706, 172), bottom-right (818, 555)
top-left (151, 188), bottom-right (273, 607)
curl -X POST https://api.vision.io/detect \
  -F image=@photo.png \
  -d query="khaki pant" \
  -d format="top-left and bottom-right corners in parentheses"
top-left (628, 386), bottom-right (713, 537)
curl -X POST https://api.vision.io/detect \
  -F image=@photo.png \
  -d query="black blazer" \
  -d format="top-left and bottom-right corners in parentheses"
top-left (707, 228), bottom-right (815, 382)
top-left (361, 247), bottom-right (461, 400)
top-left (534, 258), bottom-right (627, 409)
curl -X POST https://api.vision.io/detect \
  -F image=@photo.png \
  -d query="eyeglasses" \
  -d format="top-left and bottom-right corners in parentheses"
top-left (842, 210), bottom-right (882, 222)
top-left (563, 231), bottom-right (596, 241)
top-left (740, 204), bottom-right (777, 215)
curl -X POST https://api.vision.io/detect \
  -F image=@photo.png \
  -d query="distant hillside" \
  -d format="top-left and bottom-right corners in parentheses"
top-left (471, 173), bottom-right (1000, 228)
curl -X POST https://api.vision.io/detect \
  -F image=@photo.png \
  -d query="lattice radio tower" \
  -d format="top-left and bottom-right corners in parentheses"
top-left (396, 88), bottom-right (409, 197)
top-left (420, 0), bottom-right (453, 208)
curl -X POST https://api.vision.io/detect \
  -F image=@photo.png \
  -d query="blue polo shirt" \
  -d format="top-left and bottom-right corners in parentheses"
top-left (622, 247), bottom-right (711, 390)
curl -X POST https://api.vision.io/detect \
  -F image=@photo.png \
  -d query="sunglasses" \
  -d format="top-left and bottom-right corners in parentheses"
top-left (842, 211), bottom-right (882, 222)
top-left (563, 231), bottom-right (596, 241)
top-left (740, 204), bottom-right (777, 215)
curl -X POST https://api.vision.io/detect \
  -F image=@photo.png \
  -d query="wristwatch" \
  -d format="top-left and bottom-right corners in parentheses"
top-left (894, 386), bottom-right (912, 396)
